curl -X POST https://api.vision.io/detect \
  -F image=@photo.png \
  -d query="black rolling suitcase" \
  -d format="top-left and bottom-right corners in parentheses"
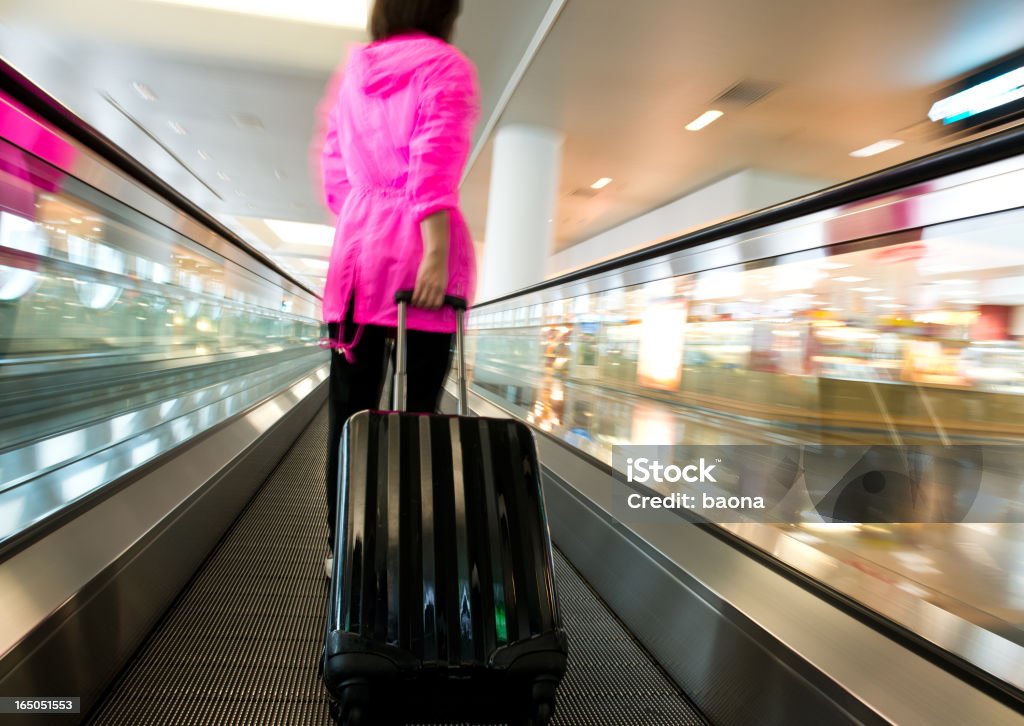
top-left (322, 291), bottom-right (568, 726)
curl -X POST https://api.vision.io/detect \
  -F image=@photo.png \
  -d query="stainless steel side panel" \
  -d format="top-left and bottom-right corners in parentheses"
top-left (0, 370), bottom-right (329, 723)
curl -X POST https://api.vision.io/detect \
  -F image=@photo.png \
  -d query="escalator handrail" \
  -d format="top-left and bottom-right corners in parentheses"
top-left (0, 57), bottom-right (321, 300)
top-left (474, 120), bottom-right (1024, 309)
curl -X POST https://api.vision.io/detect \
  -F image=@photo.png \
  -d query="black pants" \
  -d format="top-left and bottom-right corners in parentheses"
top-left (324, 308), bottom-right (454, 550)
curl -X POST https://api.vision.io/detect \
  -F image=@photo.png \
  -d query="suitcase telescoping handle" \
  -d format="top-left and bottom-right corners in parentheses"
top-left (393, 290), bottom-right (468, 416)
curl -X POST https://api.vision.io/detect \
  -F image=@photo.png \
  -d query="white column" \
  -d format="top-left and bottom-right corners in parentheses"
top-left (479, 124), bottom-right (563, 301)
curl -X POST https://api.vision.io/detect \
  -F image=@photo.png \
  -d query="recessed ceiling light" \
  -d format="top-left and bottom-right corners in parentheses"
top-left (168, 120), bottom-right (188, 135)
top-left (922, 264), bottom-right (966, 275)
top-left (590, 177), bottom-right (613, 190)
top-left (132, 81), bottom-right (157, 101)
top-left (135, 0), bottom-right (370, 28)
top-left (264, 218), bottom-right (336, 247)
top-left (300, 258), bottom-right (330, 270)
top-left (231, 111), bottom-right (264, 130)
top-left (685, 110), bottom-right (723, 131)
top-left (835, 276), bottom-right (869, 283)
top-left (852, 287), bottom-right (882, 293)
top-left (198, 149), bottom-right (212, 160)
top-left (850, 139), bottom-right (903, 157)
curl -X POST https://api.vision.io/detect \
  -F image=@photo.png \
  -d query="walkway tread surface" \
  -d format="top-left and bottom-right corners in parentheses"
top-left (89, 410), bottom-right (706, 726)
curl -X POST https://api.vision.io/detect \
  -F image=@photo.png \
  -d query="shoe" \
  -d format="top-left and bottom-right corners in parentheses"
top-left (324, 553), bottom-right (334, 579)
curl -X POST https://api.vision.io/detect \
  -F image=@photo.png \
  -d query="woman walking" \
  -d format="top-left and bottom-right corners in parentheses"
top-left (316, 0), bottom-right (479, 576)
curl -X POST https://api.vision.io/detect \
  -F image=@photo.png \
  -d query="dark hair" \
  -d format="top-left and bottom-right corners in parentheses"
top-left (369, 0), bottom-right (461, 43)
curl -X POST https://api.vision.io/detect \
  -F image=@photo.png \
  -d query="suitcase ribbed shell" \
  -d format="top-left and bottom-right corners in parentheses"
top-left (330, 411), bottom-right (563, 667)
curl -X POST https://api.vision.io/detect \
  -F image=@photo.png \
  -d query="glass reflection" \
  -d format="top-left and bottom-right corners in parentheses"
top-left (468, 203), bottom-right (1024, 655)
top-left (0, 133), bottom-right (325, 541)
top-left (0, 211), bottom-right (46, 301)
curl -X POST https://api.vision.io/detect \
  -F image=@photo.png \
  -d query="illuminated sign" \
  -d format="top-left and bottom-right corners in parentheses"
top-left (637, 301), bottom-right (687, 390)
top-left (929, 50), bottom-right (1024, 133)
top-left (929, 65), bottom-right (1024, 125)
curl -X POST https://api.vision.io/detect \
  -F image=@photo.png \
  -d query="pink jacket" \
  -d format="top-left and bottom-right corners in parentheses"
top-left (318, 32), bottom-right (480, 333)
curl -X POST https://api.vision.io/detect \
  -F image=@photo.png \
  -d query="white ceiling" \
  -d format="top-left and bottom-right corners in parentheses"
top-left (2, 0), bottom-right (1024, 291)
top-left (461, 0), bottom-right (1024, 251)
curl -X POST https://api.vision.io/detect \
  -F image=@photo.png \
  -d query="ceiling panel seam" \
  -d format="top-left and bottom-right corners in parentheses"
top-left (100, 91), bottom-right (224, 201)
top-left (461, 0), bottom-right (570, 186)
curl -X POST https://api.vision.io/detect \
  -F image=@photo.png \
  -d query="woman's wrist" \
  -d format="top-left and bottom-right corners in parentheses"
top-left (423, 247), bottom-right (448, 264)
top-left (420, 210), bottom-right (451, 263)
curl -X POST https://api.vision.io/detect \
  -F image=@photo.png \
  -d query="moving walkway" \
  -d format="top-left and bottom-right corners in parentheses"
top-left (2, 60), bottom-right (1022, 725)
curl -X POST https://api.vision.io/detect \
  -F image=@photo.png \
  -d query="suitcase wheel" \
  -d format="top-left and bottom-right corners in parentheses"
top-left (329, 681), bottom-right (373, 726)
top-left (512, 678), bottom-right (556, 726)
top-left (343, 706), bottom-right (364, 726)
top-left (517, 701), bottom-right (553, 726)
top-left (329, 699), bottom-right (369, 726)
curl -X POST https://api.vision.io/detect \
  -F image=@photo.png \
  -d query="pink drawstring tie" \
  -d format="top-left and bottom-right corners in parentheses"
top-left (319, 323), bottom-right (365, 364)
